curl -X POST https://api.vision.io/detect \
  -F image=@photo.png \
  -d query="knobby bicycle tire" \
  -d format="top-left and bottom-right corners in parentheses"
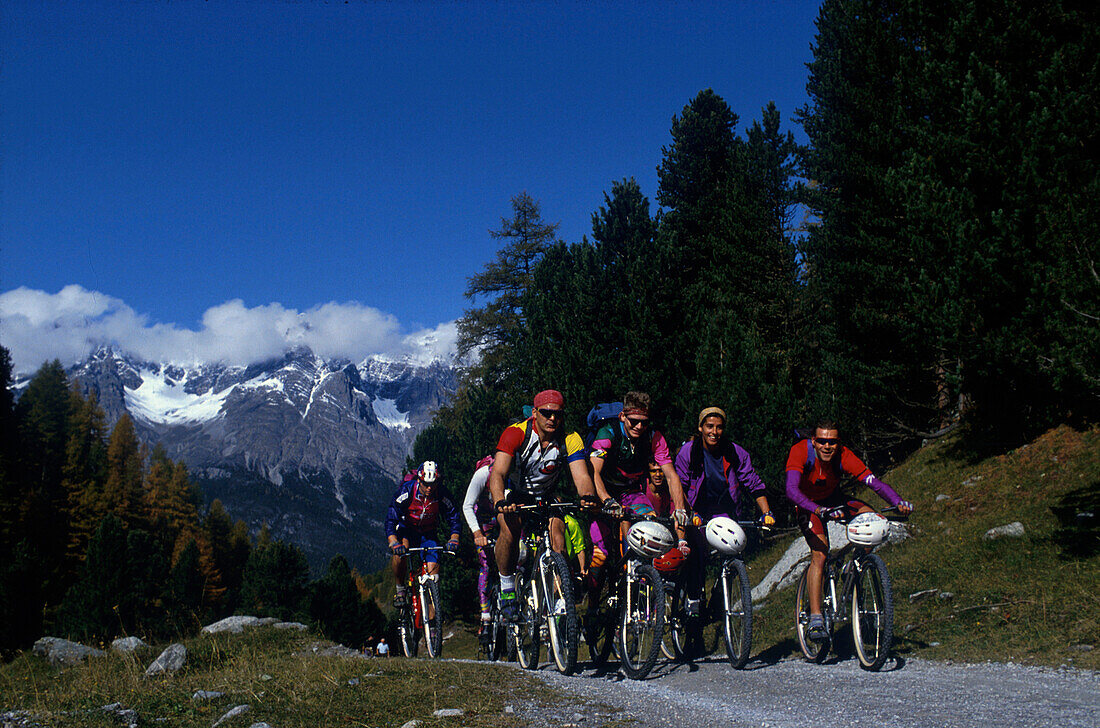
top-left (486, 585), bottom-right (507, 662)
top-left (718, 558), bottom-right (753, 669)
top-left (618, 563), bottom-right (665, 679)
top-left (421, 577), bottom-right (443, 658)
top-left (795, 568), bottom-right (829, 663)
top-left (513, 570), bottom-right (541, 670)
top-left (540, 549), bottom-right (579, 675)
top-left (660, 582), bottom-right (680, 660)
top-left (851, 553), bottom-right (894, 670)
top-left (399, 607), bottom-right (418, 658)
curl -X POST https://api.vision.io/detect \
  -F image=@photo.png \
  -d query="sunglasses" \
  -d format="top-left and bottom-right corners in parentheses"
top-left (537, 408), bottom-right (565, 419)
top-left (625, 416), bottom-right (650, 428)
top-left (648, 468), bottom-right (662, 475)
top-left (814, 438), bottom-right (839, 446)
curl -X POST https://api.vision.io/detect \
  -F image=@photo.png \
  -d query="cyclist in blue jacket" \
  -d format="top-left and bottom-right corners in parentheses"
top-left (385, 460), bottom-right (461, 609)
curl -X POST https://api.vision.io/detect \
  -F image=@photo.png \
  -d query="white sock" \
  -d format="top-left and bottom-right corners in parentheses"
top-left (500, 574), bottom-right (516, 592)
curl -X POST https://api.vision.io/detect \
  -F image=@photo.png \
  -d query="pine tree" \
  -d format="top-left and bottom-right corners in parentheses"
top-left (62, 391), bottom-right (108, 575)
top-left (166, 538), bottom-right (206, 635)
top-left (103, 414), bottom-right (146, 528)
top-left (239, 536), bottom-right (310, 621)
top-left (309, 555), bottom-right (370, 647)
top-left (12, 360), bottom-right (73, 605)
top-left (457, 192), bottom-right (562, 385)
top-left (144, 445), bottom-right (201, 558)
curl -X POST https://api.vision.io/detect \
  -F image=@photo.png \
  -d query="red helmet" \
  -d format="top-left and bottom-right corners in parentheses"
top-left (652, 546), bottom-right (685, 574)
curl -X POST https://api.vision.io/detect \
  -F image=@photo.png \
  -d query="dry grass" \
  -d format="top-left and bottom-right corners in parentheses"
top-left (0, 628), bottom-right (556, 727)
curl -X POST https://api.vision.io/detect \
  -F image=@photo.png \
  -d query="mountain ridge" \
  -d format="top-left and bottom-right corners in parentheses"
top-left (17, 345), bottom-right (458, 573)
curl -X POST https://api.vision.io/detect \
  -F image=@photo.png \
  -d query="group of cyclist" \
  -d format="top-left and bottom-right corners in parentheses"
top-left (383, 387), bottom-right (913, 652)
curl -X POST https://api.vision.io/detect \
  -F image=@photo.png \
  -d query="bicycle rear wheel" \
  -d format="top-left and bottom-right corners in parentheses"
top-left (421, 578), bottom-right (443, 658)
top-left (795, 569), bottom-right (829, 662)
top-left (618, 564), bottom-right (665, 679)
top-left (851, 553), bottom-right (893, 670)
top-left (718, 558), bottom-right (753, 669)
top-left (513, 572), bottom-right (541, 670)
top-left (540, 550), bottom-right (579, 675)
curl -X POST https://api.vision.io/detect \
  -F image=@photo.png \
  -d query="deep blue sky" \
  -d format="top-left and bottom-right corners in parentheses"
top-left (1, 1), bottom-right (822, 370)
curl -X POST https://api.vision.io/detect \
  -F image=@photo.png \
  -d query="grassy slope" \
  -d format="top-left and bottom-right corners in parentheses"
top-left (748, 424), bottom-right (1100, 669)
top-left (0, 628), bottom-right (559, 728)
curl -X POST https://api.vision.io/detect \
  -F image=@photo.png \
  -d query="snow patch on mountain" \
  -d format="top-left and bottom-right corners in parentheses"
top-left (126, 368), bottom-right (235, 425)
top-left (372, 397), bottom-right (410, 430)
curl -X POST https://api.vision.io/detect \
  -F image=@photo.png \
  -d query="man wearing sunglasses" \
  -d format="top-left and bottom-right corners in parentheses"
top-left (786, 419), bottom-right (913, 641)
top-left (588, 392), bottom-right (689, 576)
top-left (488, 389), bottom-right (598, 620)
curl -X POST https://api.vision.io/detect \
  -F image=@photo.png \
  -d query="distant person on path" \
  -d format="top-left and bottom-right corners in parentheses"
top-left (786, 419), bottom-right (912, 640)
top-left (384, 460), bottom-right (461, 609)
top-left (376, 637), bottom-right (389, 657)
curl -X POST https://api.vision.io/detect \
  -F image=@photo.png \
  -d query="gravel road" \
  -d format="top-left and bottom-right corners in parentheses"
top-left (497, 653), bottom-right (1100, 728)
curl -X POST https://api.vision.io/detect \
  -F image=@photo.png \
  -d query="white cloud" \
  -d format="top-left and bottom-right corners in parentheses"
top-left (0, 285), bottom-right (457, 375)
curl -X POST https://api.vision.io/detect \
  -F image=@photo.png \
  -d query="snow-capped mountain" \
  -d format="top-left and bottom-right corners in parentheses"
top-left (55, 346), bottom-right (458, 572)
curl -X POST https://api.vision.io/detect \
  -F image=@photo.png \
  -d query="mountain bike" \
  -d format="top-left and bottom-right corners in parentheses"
top-left (794, 507), bottom-right (903, 670)
top-left (584, 510), bottom-right (670, 679)
top-left (477, 540), bottom-right (513, 662)
top-left (663, 519), bottom-right (760, 669)
top-left (509, 500), bottom-right (580, 675)
top-left (395, 546), bottom-right (449, 659)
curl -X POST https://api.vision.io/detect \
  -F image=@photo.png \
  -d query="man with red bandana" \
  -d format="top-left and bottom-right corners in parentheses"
top-left (488, 389), bottom-right (598, 620)
top-left (786, 419), bottom-right (913, 640)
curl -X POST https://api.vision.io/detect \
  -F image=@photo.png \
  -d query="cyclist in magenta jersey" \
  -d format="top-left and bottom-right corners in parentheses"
top-left (385, 461), bottom-right (461, 609)
top-left (786, 419), bottom-right (913, 640)
top-left (674, 406), bottom-right (775, 614)
top-left (587, 392), bottom-right (689, 602)
top-left (462, 454), bottom-right (499, 640)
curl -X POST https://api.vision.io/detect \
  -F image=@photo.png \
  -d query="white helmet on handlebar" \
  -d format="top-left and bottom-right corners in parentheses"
top-left (705, 516), bottom-right (747, 555)
top-left (625, 521), bottom-right (676, 558)
top-left (847, 512), bottom-right (890, 546)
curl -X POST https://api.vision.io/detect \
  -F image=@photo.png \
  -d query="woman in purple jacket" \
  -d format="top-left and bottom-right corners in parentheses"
top-left (674, 407), bottom-right (776, 614)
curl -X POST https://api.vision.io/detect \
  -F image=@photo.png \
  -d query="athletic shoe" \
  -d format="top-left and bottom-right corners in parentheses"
top-left (393, 591), bottom-right (408, 610)
top-left (500, 589), bottom-right (520, 622)
top-left (807, 613), bottom-right (828, 641)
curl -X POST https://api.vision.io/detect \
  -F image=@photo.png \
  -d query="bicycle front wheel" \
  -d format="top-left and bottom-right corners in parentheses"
top-left (513, 572), bottom-right (541, 670)
top-left (399, 609), bottom-right (418, 658)
top-left (421, 578), bottom-right (443, 658)
top-left (540, 550), bottom-right (579, 675)
top-left (795, 568), bottom-right (829, 663)
top-left (660, 584), bottom-right (678, 660)
top-left (618, 564), bottom-right (665, 679)
top-left (718, 558), bottom-right (753, 669)
top-left (851, 553), bottom-right (893, 671)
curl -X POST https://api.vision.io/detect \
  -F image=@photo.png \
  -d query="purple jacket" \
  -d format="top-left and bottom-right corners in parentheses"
top-left (674, 437), bottom-right (766, 515)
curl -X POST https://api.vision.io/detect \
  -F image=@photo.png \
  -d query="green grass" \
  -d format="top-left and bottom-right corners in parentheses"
top-left (747, 424), bottom-right (1100, 669)
top-left (0, 628), bottom-right (563, 727)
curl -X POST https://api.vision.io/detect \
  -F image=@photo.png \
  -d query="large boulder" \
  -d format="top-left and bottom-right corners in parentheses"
top-left (202, 616), bottom-right (262, 634)
top-left (144, 643), bottom-right (187, 676)
top-left (32, 637), bottom-right (104, 666)
top-left (111, 636), bottom-right (148, 653)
